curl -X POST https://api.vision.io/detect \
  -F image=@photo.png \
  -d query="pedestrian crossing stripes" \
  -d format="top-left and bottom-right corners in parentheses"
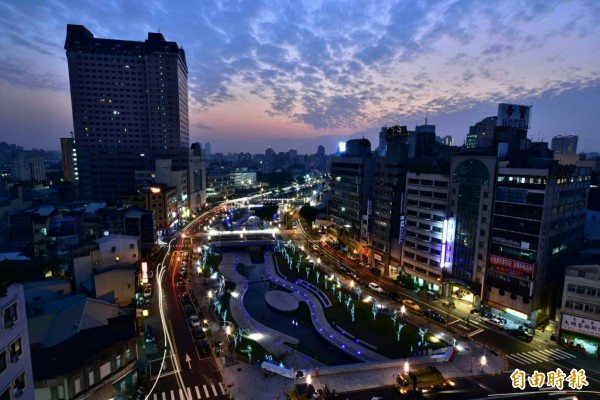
top-left (506, 347), bottom-right (576, 364)
top-left (152, 383), bottom-right (227, 399)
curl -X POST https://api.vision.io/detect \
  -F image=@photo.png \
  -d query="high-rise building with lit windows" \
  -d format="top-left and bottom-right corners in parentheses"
top-left (551, 135), bottom-right (578, 156)
top-left (64, 24), bottom-right (189, 201)
top-left (485, 161), bottom-right (592, 327)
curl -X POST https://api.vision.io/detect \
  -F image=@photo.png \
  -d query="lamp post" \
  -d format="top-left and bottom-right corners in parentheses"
top-left (404, 360), bottom-right (409, 373)
top-left (470, 347), bottom-right (474, 372)
top-left (401, 305), bottom-right (406, 319)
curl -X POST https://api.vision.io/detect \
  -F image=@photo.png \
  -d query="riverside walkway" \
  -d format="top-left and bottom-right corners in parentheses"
top-left (206, 249), bottom-right (504, 400)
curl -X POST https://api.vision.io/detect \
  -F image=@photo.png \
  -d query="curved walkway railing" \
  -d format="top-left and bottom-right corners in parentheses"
top-left (266, 251), bottom-right (386, 362)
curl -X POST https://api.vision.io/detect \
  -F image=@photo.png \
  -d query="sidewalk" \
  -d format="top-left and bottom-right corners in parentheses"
top-left (196, 248), bottom-right (505, 399)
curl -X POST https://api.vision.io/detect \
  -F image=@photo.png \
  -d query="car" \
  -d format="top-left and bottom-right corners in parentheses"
top-left (197, 338), bottom-right (211, 355)
top-left (348, 253), bottom-right (358, 260)
top-left (424, 310), bottom-right (446, 323)
top-left (143, 286), bottom-right (152, 298)
top-left (368, 282), bottom-right (384, 293)
top-left (369, 267), bottom-right (382, 276)
top-left (190, 328), bottom-right (207, 342)
top-left (402, 299), bottom-right (421, 312)
top-left (312, 245), bottom-right (319, 251)
top-left (507, 328), bottom-right (533, 342)
top-left (144, 325), bottom-right (155, 343)
top-left (316, 249), bottom-right (324, 256)
top-left (189, 315), bottom-right (201, 328)
top-left (484, 317), bottom-right (505, 329)
top-left (183, 304), bottom-right (195, 316)
top-left (387, 292), bottom-right (400, 302)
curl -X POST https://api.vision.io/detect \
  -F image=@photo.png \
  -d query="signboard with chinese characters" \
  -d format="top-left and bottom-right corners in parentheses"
top-left (497, 103), bottom-right (531, 130)
top-left (561, 314), bottom-right (600, 338)
top-left (489, 255), bottom-right (535, 273)
top-left (141, 261), bottom-right (149, 284)
top-left (399, 216), bottom-right (405, 244)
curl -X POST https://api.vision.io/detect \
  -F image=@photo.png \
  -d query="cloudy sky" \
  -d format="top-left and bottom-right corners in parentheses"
top-left (1, 0), bottom-right (599, 154)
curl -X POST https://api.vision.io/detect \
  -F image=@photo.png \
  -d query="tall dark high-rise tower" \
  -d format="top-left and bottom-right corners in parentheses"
top-left (64, 24), bottom-right (189, 201)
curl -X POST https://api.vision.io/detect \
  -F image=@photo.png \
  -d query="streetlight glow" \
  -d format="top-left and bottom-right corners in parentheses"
top-left (404, 361), bottom-right (409, 373)
top-left (481, 355), bottom-right (487, 373)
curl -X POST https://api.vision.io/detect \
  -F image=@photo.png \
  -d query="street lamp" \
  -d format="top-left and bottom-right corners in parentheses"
top-left (404, 361), bottom-right (409, 373)
top-left (481, 355), bottom-right (487, 373)
top-left (208, 290), bottom-right (213, 303)
top-left (401, 305), bottom-right (406, 318)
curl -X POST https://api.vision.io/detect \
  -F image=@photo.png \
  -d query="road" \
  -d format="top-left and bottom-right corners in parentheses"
top-left (290, 219), bottom-right (600, 397)
top-left (340, 372), bottom-right (600, 400)
top-left (146, 212), bottom-right (229, 400)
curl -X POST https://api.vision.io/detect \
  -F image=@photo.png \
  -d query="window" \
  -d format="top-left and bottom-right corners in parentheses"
top-left (129, 243), bottom-right (135, 249)
top-left (111, 247), bottom-right (116, 253)
top-left (0, 350), bottom-right (6, 374)
top-left (13, 371), bottom-right (26, 397)
top-left (3, 302), bottom-right (18, 329)
top-left (0, 387), bottom-right (9, 400)
top-left (10, 337), bottom-right (23, 363)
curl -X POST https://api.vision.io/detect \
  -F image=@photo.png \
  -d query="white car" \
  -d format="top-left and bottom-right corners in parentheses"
top-left (189, 315), bottom-right (201, 328)
top-left (368, 282), bottom-right (384, 293)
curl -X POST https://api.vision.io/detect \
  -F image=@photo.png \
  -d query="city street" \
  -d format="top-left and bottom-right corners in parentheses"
top-left (145, 224), bottom-right (229, 400)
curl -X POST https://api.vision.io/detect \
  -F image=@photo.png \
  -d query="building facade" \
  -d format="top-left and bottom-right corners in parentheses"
top-left (64, 24), bottom-right (189, 201)
top-left (329, 139), bottom-right (375, 253)
top-left (60, 137), bottom-right (78, 183)
top-left (401, 172), bottom-right (450, 293)
top-left (551, 135), bottom-right (578, 156)
top-left (486, 162), bottom-right (591, 326)
top-left (1, 283), bottom-right (35, 400)
top-left (445, 155), bottom-right (497, 309)
top-left (371, 127), bottom-right (409, 276)
top-left (559, 264), bottom-right (600, 358)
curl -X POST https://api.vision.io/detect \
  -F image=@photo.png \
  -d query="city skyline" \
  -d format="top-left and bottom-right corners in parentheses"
top-left (0, 0), bottom-right (599, 154)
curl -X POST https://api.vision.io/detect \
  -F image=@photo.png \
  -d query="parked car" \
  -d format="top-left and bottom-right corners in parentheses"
top-left (312, 244), bottom-right (319, 251)
top-left (369, 267), bottom-right (381, 276)
top-left (189, 315), bottom-right (201, 328)
top-left (507, 328), bottom-right (533, 342)
top-left (144, 325), bottom-right (155, 343)
top-left (368, 282), bottom-right (384, 293)
top-left (143, 286), bottom-right (152, 298)
top-left (387, 292), bottom-right (400, 302)
top-left (190, 328), bottom-right (207, 342)
top-left (402, 299), bottom-right (421, 312)
top-left (197, 338), bottom-right (211, 355)
top-left (424, 310), bottom-right (446, 323)
top-left (183, 304), bottom-right (195, 316)
top-left (484, 317), bottom-right (505, 329)
top-left (180, 292), bottom-right (191, 304)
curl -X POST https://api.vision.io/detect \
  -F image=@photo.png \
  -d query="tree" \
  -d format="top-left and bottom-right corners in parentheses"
top-left (299, 205), bottom-right (320, 228)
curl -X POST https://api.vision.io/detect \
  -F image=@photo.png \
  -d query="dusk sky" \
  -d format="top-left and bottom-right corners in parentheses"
top-left (0, 0), bottom-right (599, 154)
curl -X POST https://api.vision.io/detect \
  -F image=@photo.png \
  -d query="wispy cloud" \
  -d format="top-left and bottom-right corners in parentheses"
top-left (0, 0), bottom-right (599, 152)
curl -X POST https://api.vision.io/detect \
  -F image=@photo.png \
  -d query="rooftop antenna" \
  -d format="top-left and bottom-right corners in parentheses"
top-left (425, 114), bottom-right (428, 125)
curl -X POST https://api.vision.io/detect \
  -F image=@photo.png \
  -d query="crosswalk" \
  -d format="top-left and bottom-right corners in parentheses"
top-left (506, 347), bottom-right (577, 364)
top-left (151, 383), bottom-right (228, 400)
